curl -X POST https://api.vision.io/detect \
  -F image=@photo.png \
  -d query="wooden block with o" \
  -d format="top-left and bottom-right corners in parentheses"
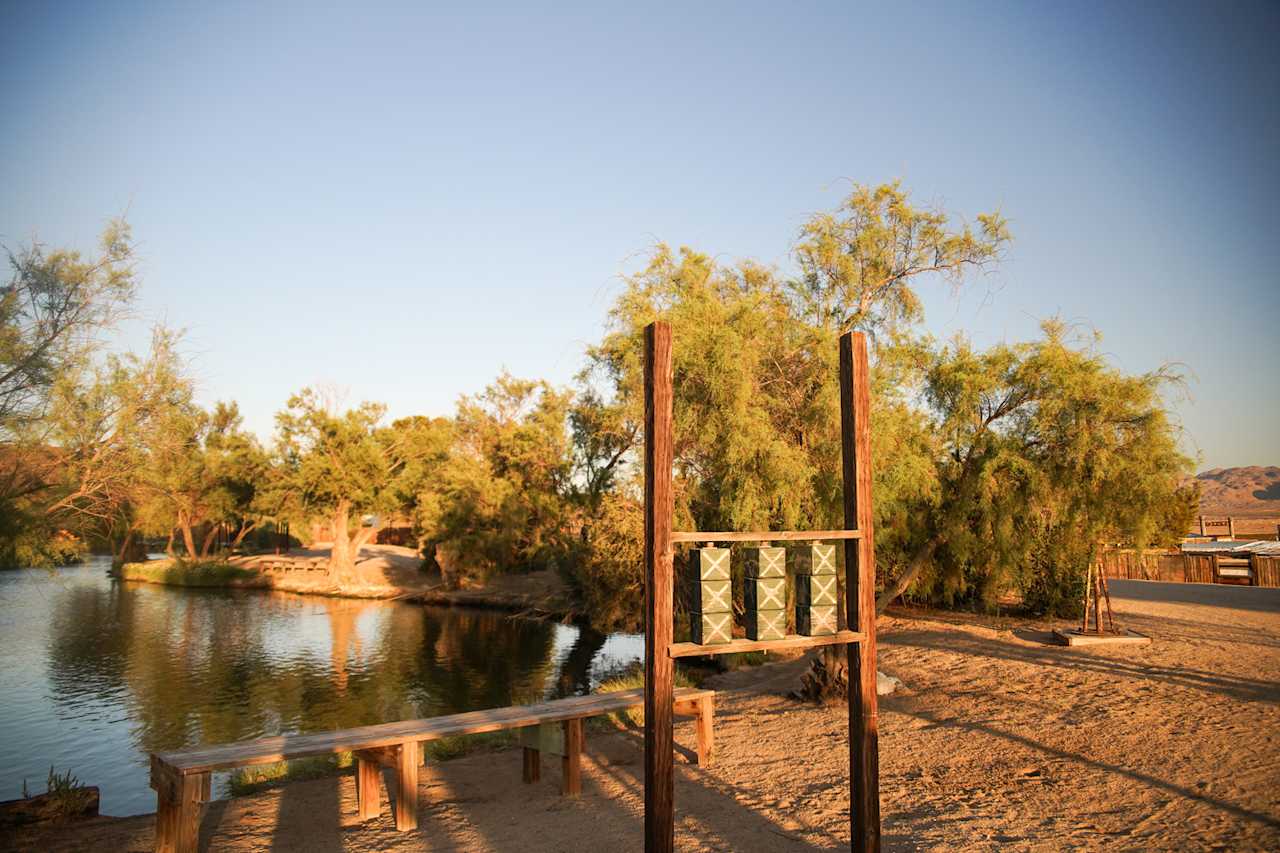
top-left (690, 548), bottom-right (730, 582)
top-left (795, 573), bottom-right (837, 607)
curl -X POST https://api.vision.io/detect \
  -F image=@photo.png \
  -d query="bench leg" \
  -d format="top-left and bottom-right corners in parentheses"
top-left (154, 772), bottom-right (206, 853)
top-left (561, 718), bottom-right (582, 796)
top-left (696, 694), bottom-right (715, 766)
top-left (394, 739), bottom-right (419, 831)
top-left (356, 756), bottom-right (382, 820)
top-left (522, 746), bottom-right (541, 783)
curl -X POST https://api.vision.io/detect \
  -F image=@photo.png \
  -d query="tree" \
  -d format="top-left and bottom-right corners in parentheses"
top-left (794, 181), bottom-right (1008, 335)
top-left (875, 322), bottom-right (1194, 614)
top-left (1, 219), bottom-right (134, 440)
top-left (420, 373), bottom-right (576, 587)
top-left (272, 390), bottom-right (422, 585)
top-left (38, 327), bottom-right (193, 562)
top-left (0, 220), bottom-right (135, 565)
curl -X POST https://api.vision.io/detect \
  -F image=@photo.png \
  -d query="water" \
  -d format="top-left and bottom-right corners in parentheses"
top-left (0, 557), bottom-right (642, 815)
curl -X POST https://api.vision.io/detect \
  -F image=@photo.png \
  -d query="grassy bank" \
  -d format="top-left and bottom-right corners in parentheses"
top-left (118, 559), bottom-right (266, 588)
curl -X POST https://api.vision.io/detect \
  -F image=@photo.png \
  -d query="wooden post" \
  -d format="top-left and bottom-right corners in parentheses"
top-left (839, 331), bottom-right (881, 853)
top-left (562, 718), bottom-right (583, 796)
top-left (1227, 516), bottom-right (1236, 540)
top-left (153, 770), bottom-right (204, 853)
top-left (1198, 515), bottom-right (1206, 536)
top-left (394, 740), bottom-right (418, 831)
top-left (356, 756), bottom-right (382, 820)
top-left (695, 694), bottom-right (714, 766)
top-left (643, 321), bottom-right (675, 853)
top-left (522, 747), bottom-right (541, 783)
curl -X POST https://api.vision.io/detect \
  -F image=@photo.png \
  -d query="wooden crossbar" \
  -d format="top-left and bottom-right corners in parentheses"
top-left (671, 530), bottom-right (863, 543)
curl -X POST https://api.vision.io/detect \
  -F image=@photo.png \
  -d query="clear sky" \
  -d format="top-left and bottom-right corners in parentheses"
top-left (2, 1), bottom-right (1277, 469)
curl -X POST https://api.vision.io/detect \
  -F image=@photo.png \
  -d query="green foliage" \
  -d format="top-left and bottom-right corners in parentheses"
top-left (564, 488), bottom-right (645, 631)
top-left (905, 321), bottom-right (1193, 610)
top-left (595, 661), bottom-right (697, 727)
top-left (417, 373), bottom-right (576, 585)
top-left (119, 559), bottom-right (261, 587)
top-left (794, 181), bottom-right (1008, 335)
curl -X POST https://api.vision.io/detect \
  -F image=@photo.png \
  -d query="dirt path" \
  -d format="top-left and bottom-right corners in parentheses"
top-left (11, 581), bottom-right (1279, 851)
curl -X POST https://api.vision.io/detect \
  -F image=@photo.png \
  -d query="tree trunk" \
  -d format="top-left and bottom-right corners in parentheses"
top-left (230, 520), bottom-right (257, 549)
top-left (164, 528), bottom-right (175, 557)
top-left (199, 524), bottom-right (219, 558)
top-left (875, 535), bottom-right (942, 615)
top-left (328, 500), bottom-right (362, 587)
top-left (179, 514), bottom-right (199, 560)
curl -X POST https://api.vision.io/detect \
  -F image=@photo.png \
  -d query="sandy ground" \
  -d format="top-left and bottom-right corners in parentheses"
top-left (9, 580), bottom-right (1279, 851)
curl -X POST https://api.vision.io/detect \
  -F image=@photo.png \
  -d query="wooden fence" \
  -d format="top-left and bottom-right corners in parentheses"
top-left (1096, 549), bottom-right (1280, 588)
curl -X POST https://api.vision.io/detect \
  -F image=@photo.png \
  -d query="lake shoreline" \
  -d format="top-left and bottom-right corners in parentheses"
top-left (114, 549), bottom-right (576, 617)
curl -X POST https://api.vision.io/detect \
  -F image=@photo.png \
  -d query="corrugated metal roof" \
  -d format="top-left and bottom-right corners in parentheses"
top-left (1180, 540), bottom-right (1280, 557)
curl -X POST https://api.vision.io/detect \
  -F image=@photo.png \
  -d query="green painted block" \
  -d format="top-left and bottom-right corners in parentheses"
top-left (796, 604), bottom-right (837, 636)
top-left (517, 722), bottom-right (564, 756)
top-left (743, 576), bottom-right (786, 611)
top-left (795, 573), bottom-right (838, 607)
top-left (690, 579), bottom-right (732, 613)
top-left (690, 611), bottom-right (733, 645)
top-left (690, 548), bottom-right (730, 582)
top-left (744, 608), bottom-right (787, 641)
top-left (742, 546), bottom-right (785, 578)
top-left (788, 544), bottom-right (836, 576)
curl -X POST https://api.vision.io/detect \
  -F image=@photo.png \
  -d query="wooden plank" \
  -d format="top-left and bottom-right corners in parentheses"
top-left (667, 630), bottom-right (866, 658)
top-left (562, 718), bottom-right (583, 796)
top-left (643, 320), bottom-right (675, 853)
top-left (841, 330), bottom-right (881, 853)
top-left (671, 529), bottom-right (862, 543)
top-left (157, 687), bottom-right (712, 774)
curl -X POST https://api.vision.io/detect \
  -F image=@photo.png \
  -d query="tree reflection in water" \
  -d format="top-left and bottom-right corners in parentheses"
top-left (20, 561), bottom-right (635, 814)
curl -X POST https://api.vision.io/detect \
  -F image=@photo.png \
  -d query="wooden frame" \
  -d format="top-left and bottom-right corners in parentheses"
top-left (643, 321), bottom-right (881, 853)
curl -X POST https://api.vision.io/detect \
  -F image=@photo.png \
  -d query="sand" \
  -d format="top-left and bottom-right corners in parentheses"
top-left (9, 580), bottom-right (1279, 851)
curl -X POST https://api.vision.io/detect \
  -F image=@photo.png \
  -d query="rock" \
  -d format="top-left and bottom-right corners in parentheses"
top-left (877, 671), bottom-right (901, 695)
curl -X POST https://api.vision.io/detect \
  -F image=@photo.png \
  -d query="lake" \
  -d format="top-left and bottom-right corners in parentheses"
top-left (0, 557), bottom-right (642, 815)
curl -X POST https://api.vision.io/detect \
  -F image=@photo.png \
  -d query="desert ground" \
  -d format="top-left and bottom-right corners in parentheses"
top-left (10, 580), bottom-right (1279, 852)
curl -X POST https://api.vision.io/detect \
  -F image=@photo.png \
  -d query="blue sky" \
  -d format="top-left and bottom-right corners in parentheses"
top-left (2, 1), bottom-right (1277, 469)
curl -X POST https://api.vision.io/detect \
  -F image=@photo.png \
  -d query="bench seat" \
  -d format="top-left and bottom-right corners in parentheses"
top-left (150, 686), bottom-right (714, 852)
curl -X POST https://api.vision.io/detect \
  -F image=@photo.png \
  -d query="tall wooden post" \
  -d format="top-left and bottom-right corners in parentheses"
top-left (644, 321), bottom-right (675, 853)
top-left (1227, 516), bottom-right (1236, 540)
top-left (839, 331), bottom-right (881, 853)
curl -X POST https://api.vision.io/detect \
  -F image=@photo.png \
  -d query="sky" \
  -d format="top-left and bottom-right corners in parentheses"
top-left (2, 1), bottom-right (1277, 469)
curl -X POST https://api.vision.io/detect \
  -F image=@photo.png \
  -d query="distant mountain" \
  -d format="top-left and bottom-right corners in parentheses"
top-left (1196, 466), bottom-right (1280, 517)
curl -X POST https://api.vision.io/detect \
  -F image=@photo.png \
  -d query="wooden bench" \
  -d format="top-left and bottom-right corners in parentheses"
top-left (150, 686), bottom-right (713, 852)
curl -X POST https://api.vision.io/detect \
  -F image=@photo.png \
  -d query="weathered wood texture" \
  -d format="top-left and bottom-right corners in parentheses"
top-left (561, 718), bottom-right (583, 796)
top-left (840, 331), bottom-right (881, 853)
top-left (643, 321), bottom-right (676, 853)
top-left (394, 740), bottom-right (418, 831)
top-left (1253, 556), bottom-right (1280, 588)
top-left (522, 747), bottom-right (541, 783)
top-left (671, 529), bottom-right (863, 543)
top-left (667, 630), bottom-right (866, 658)
top-left (356, 755), bottom-right (381, 820)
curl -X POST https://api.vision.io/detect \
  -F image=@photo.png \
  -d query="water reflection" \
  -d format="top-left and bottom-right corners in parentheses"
top-left (0, 559), bottom-right (640, 815)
